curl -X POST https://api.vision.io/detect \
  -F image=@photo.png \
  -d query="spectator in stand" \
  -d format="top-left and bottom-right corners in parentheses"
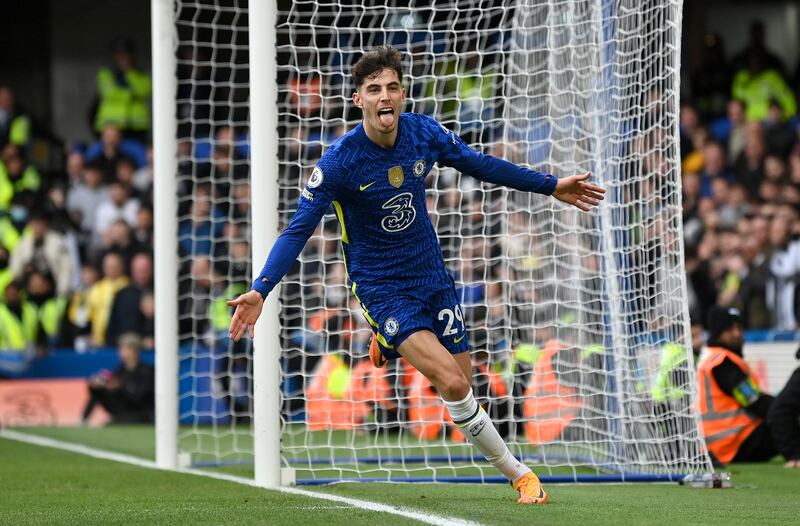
top-left (178, 256), bottom-right (212, 344)
top-left (765, 214), bottom-right (800, 330)
top-left (733, 123), bottom-right (766, 194)
top-left (106, 252), bottom-right (153, 346)
top-left (66, 163), bottom-right (108, 239)
top-left (737, 220), bottom-right (771, 329)
top-left (59, 263), bottom-right (100, 352)
top-left (92, 37), bottom-right (151, 142)
top-left (193, 125), bottom-right (250, 162)
top-left (763, 99), bottom-right (796, 158)
top-left (178, 184), bottom-right (223, 256)
top-left (710, 99), bottom-right (748, 164)
top-left (86, 252), bottom-right (129, 347)
top-left (0, 281), bottom-right (45, 375)
top-left (98, 219), bottom-right (147, 270)
top-left (0, 144), bottom-right (40, 215)
top-left (64, 149), bottom-right (85, 186)
top-left (113, 156), bottom-right (146, 201)
top-left (679, 104), bottom-right (702, 159)
top-left (697, 141), bottom-right (734, 198)
top-left (9, 211), bottom-right (73, 296)
top-left (84, 123), bottom-right (147, 183)
top-left (82, 332), bottom-right (154, 424)
top-left (132, 204), bottom-right (153, 249)
top-left (0, 86), bottom-right (32, 152)
top-left (137, 291), bottom-right (155, 348)
top-left (92, 182), bottom-right (140, 256)
top-left (26, 269), bottom-right (65, 349)
top-left (732, 50), bottom-right (796, 122)
top-left (681, 126), bottom-right (708, 176)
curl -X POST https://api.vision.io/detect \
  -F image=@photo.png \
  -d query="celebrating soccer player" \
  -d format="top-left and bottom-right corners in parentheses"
top-left (229, 46), bottom-right (605, 503)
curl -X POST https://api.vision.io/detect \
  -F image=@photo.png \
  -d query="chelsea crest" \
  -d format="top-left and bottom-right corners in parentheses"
top-left (413, 159), bottom-right (426, 177)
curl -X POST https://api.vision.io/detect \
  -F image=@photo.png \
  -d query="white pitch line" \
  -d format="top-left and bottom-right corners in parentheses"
top-left (0, 429), bottom-right (482, 526)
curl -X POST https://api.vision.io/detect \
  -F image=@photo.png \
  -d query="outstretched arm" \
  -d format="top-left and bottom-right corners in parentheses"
top-left (228, 163), bottom-right (339, 341)
top-left (433, 119), bottom-right (604, 209)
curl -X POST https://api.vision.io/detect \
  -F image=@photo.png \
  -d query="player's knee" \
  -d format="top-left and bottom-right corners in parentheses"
top-left (436, 371), bottom-right (471, 401)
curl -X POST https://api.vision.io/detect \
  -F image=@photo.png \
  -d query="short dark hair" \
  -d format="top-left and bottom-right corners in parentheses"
top-left (352, 46), bottom-right (403, 90)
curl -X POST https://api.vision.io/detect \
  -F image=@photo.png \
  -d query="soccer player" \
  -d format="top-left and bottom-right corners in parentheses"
top-left (229, 46), bottom-right (605, 503)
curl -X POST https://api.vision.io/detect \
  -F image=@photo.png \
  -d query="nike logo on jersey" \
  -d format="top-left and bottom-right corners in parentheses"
top-left (359, 181), bottom-right (376, 191)
top-left (454, 334), bottom-right (465, 343)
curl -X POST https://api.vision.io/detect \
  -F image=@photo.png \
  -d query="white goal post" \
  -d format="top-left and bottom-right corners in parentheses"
top-left (153, 0), bottom-right (713, 486)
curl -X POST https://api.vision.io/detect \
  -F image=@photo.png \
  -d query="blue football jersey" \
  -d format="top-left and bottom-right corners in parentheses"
top-left (253, 113), bottom-right (557, 301)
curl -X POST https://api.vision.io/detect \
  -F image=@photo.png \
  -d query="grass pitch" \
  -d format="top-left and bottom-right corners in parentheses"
top-left (3, 425), bottom-right (799, 525)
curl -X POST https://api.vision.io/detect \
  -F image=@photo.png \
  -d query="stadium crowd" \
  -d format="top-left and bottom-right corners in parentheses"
top-left (0, 20), bottom-right (799, 457)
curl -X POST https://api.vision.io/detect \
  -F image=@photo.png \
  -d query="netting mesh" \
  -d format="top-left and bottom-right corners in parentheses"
top-left (171, 0), bottom-right (712, 481)
top-left (174, 0), bottom-right (254, 466)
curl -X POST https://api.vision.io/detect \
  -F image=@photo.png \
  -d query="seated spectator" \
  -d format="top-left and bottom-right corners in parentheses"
top-left (0, 281), bottom-right (45, 374)
top-left (710, 99), bottom-right (747, 164)
top-left (66, 163), bottom-right (108, 237)
top-left (697, 306), bottom-right (778, 464)
top-left (193, 125), bottom-right (250, 162)
top-left (59, 263), bottom-right (100, 352)
top-left (132, 205), bottom-right (153, 249)
top-left (64, 149), bottom-right (85, 185)
top-left (82, 332), bottom-right (154, 424)
top-left (137, 291), bottom-right (155, 348)
top-left (98, 219), bottom-right (147, 270)
top-left (763, 99), bottom-right (796, 158)
top-left (84, 123), bottom-right (147, 183)
top-left (106, 252), bottom-right (153, 345)
top-left (178, 185), bottom-right (224, 256)
top-left (0, 144), bottom-right (40, 213)
top-left (765, 215), bottom-right (800, 330)
top-left (26, 269), bottom-right (66, 349)
top-left (9, 211), bottom-right (73, 296)
top-left (92, 182), bottom-right (140, 254)
top-left (86, 252), bottom-right (129, 347)
top-left (0, 86), bottom-right (32, 152)
top-left (733, 123), bottom-right (766, 194)
top-left (113, 155), bottom-right (146, 201)
top-left (697, 141), bottom-right (734, 198)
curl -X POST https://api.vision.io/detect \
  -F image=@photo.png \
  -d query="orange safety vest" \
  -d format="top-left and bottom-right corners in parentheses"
top-left (306, 355), bottom-right (369, 430)
top-left (404, 361), bottom-right (465, 442)
top-left (349, 359), bottom-right (397, 412)
top-left (523, 340), bottom-right (583, 444)
top-left (697, 346), bottom-right (762, 464)
top-left (306, 355), bottom-right (397, 430)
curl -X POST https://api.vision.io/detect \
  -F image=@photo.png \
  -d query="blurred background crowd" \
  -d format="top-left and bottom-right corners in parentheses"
top-left (0, 10), bottom-right (799, 382)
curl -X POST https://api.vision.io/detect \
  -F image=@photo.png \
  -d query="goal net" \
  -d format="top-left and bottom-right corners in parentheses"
top-left (164, 0), bottom-right (712, 482)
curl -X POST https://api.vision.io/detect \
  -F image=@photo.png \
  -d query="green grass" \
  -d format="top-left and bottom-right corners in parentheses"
top-left (6, 425), bottom-right (800, 525)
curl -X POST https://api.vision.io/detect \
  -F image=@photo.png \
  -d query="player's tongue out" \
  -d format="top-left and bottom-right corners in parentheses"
top-left (377, 108), bottom-right (394, 128)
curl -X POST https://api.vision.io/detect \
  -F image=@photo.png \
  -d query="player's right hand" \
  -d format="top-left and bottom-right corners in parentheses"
top-left (227, 290), bottom-right (265, 342)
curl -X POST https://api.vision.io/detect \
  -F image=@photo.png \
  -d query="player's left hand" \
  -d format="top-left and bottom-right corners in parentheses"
top-left (552, 171), bottom-right (605, 211)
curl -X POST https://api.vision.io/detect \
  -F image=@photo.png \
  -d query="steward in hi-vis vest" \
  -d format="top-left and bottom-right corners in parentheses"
top-left (697, 306), bottom-right (777, 464)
